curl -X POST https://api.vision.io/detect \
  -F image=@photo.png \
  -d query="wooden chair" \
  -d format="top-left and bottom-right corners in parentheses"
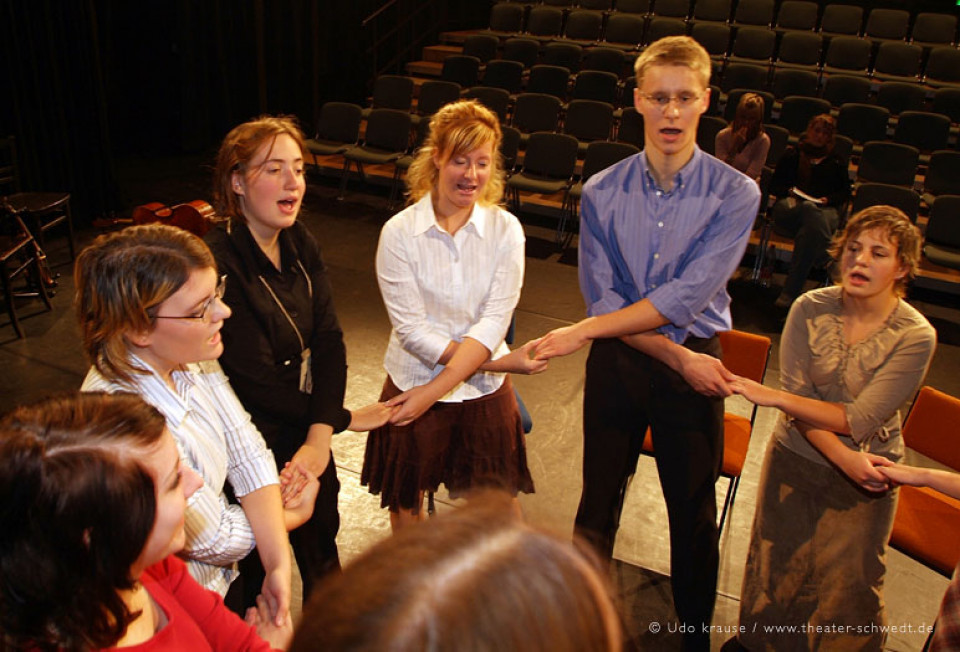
top-left (0, 202), bottom-right (53, 338)
top-left (889, 386), bottom-right (960, 577)
top-left (641, 329), bottom-right (772, 535)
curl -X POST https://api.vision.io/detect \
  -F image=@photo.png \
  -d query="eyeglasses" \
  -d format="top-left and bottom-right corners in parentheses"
top-left (154, 275), bottom-right (227, 323)
top-left (638, 92), bottom-right (704, 110)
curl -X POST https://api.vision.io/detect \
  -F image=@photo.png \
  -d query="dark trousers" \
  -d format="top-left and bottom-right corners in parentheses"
top-left (575, 337), bottom-right (724, 651)
top-left (772, 198), bottom-right (840, 300)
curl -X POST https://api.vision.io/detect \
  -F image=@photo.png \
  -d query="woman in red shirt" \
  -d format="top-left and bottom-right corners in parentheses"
top-left (0, 392), bottom-right (292, 650)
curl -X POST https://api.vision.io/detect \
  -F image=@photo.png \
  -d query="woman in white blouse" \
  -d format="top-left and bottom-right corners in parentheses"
top-left (76, 224), bottom-right (316, 627)
top-left (361, 100), bottom-right (548, 530)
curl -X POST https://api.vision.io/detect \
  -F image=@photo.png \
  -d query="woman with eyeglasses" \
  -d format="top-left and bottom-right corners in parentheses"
top-left (204, 116), bottom-right (393, 605)
top-left (77, 223), bottom-right (315, 629)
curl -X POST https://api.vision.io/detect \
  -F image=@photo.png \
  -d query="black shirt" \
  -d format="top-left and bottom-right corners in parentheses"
top-left (769, 146), bottom-right (851, 210)
top-left (206, 221), bottom-right (351, 460)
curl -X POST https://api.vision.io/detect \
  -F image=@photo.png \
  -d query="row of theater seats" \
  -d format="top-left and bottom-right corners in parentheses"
top-left (361, 72), bottom-right (960, 159)
top-left (488, 1), bottom-right (959, 48)
top-left (306, 84), bottom-right (960, 265)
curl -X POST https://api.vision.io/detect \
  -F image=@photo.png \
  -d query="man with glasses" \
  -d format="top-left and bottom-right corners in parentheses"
top-left (535, 36), bottom-right (760, 651)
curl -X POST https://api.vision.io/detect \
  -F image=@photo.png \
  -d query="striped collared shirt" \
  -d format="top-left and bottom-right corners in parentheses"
top-left (376, 193), bottom-right (525, 401)
top-left (82, 356), bottom-right (279, 595)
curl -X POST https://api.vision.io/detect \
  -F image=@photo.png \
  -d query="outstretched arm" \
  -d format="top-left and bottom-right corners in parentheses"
top-left (878, 464), bottom-right (960, 500)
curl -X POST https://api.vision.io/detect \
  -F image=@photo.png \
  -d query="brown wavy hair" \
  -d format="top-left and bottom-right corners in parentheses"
top-left (828, 204), bottom-right (922, 297)
top-left (74, 224), bottom-right (215, 383)
top-left (404, 100), bottom-right (505, 206)
top-left (291, 492), bottom-right (623, 652)
top-left (0, 392), bottom-right (164, 650)
top-left (213, 115), bottom-right (307, 225)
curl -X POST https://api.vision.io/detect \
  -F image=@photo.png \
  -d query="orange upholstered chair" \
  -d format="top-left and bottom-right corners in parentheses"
top-left (889, 386), bottom-right (960, 576)
top-left (642, 329), bottom-right (772, 535)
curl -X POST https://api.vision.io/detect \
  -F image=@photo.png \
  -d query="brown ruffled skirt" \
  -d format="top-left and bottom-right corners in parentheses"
top-left (361, 375), bottom-right (535, 512)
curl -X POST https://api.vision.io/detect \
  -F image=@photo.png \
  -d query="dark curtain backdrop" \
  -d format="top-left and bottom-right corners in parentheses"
top-left (0, 0), bottom-right (384, 222)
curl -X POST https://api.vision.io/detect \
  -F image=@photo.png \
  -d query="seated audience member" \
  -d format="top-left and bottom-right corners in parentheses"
top-left (76, 224), bottom-right (315, 624)
top-left (290, 493), bottom-right (623, 652)
top-left (0, 392), bottom-right (290, 650)
top-left (725, 206), bottom-right (936, 650)
top-left (715, 92), bottom-right (770, 182)
top-left (767, 113), bottom-right (851, 308)
top-left (879, 463), bottom-right (960, 650)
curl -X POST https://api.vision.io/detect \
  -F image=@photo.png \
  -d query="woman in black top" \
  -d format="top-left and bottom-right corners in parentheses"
top-left (205, 116), bottom-right (391, 606)
top-left (768, 114), bottom-right (851, 308)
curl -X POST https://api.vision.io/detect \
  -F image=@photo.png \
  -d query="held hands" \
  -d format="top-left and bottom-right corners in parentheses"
top-left (728, 375), bottom-right (779, 406)
top-left (836, 449), bottom-right (893, 493)
top-left (348, 401), bottom-right (397, 431)
top-left (677, 350), bottom-right (735, 397)
top-left (281, 462), bottom-right (319, 530)
top-left (875, 462), bottom-right (926, 488)
top-left (386, 383), bottom-right (445, 427)
top-left (245, 593), bottom-right (294, 650)
top-left (533, 324), bottom-right (590, 361)
top-left (498, 338), bottom-right (549, 374)
top-left (260, 566), bottom-right (292, 629)
top-left (280, 444), bottom-right (328, 504)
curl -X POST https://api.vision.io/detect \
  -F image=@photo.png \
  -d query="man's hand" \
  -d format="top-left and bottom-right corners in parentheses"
top-left (677, 350), bottom-right (734, 397)
top-left (533, 324), bottom-right (590, 360)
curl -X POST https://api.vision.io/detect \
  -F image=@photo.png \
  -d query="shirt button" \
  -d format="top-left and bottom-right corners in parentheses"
top-left (290, 310), bottom-right (299, 318)
top-left (655, 190), bottom-right (662, 197)
top-left (651, 283), bottom-right (657, 289)
top-left (658, 221), bottom-right (663, 228)
top-left (653, 253), bottom-right (660, 260)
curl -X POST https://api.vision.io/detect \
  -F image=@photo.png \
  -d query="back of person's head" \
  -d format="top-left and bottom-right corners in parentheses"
top-left (405, 99), bottom-right (504, 207)
top-left (213, 114), bottom-right (307, 225)
top-left (733, 92), bottom-right (765, 142)
top-left (74, 223), bottom-right (215, 383)
top-left (291, 492), bottom-right (622, 652)
top-left (634, 36), bottom-right (711, 90)
top-left (828, 204), bottom-right (922, 296)
top-left (0, 392), bottom-right (165, 650)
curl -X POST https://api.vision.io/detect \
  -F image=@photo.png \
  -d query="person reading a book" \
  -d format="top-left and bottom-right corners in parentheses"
top-left (767, 114), bottom-right (850, 309)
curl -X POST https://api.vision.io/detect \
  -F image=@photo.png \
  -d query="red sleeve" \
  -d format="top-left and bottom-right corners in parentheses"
top-left (144, 557), bottom-right (276, 652)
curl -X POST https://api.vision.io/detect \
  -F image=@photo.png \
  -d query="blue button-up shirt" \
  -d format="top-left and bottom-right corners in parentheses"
top-left (579, 147), bottom-right (761, 344)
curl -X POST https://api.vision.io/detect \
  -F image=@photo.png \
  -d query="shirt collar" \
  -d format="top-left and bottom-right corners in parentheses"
top-left (232, 222), bottom-right (296, 276)
top-left (640, 146), bottom-right (703, 195)
top-left (412, 193), bottom-right (488, 239)
top-left (126, 352), bottom-right (194, 426)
